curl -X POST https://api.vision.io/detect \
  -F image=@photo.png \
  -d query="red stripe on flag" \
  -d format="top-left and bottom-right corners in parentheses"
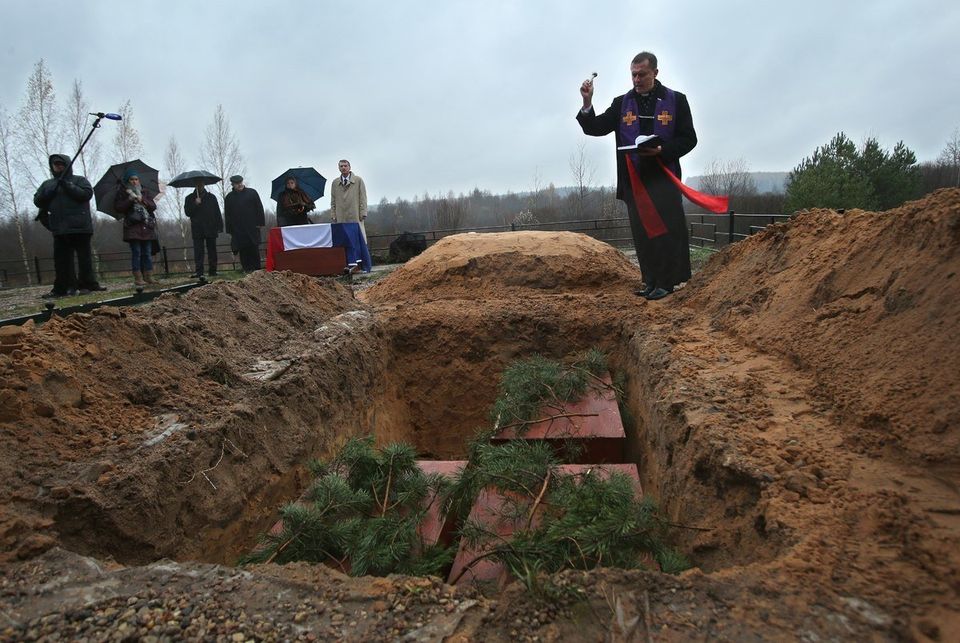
top-left (265, 228), bottom-right (285, 271)
top-left (625, 154), bottom-right (669, 239)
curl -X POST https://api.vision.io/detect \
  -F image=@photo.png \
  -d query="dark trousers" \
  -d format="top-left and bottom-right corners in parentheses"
top-left (53, 233), bottom-right (100, 293)
top-left (624, 190), bottom-right (691, 290)
top-left (192, 237), bottom-right (218, 274)
top-left (236, 245), bottom-right (261, 271)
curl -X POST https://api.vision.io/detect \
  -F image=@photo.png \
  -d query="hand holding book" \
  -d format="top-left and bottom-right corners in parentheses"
top-left (617, 134), bottom-right (662, 152)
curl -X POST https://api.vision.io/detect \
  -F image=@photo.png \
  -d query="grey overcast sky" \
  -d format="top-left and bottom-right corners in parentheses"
top-left (2, 0), bottom-right (959, 205)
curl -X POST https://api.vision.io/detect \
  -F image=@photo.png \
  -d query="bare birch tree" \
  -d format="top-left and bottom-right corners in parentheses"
top-left (66, 79), bottom-right (103, 180)
top-left (527, 166), bottom-right (544, 215)
top-left (112, 100), bottom-right (143, 163)
top-left (16, 59), bottom-right (62, 189)
top-left (65, 79), bottom-right (111, 268)
top-left (199, 104), bottom-right (245, 202)
top-left (163, 136), bottom-right (190, 261)
top-left (569, 142), bottom-right (596, 219)
top-left (0, 106), bottom-right (33, 284)
top-left (699, 157), bottom-right (758, 197)
top-left (937, 127), bottom-right (960, 187)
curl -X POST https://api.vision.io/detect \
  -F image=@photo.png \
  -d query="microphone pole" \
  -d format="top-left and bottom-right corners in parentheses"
top-left (36, 112), bottom-right (121, 224)
top-left (63, 112), bottom-right (122, 176)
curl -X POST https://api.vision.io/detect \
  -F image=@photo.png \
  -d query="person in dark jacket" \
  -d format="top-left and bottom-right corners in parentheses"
top-left (578, 51), bottom-right (698, 300)
top-left (276, 176), bottom-right (315, 227)
top-left (114, 168), bottom-right (158, 287)
top-left (33, 154), bottom-right (105, 298)
top-left (224, 175), bottom-right (265, 271)
top-left (184, 180), bottom-right (224, 277)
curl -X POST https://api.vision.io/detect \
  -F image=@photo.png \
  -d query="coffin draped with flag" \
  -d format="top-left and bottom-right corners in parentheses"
top-left (266, 222), bottom-right (373, 272)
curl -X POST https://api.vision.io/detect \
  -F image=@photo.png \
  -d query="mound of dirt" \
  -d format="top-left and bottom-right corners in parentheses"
top-left (680, 188), bottom-right (960, 463)
top-left (0, 271), bottom-right (367, 563)
top-left (362, 230), bottom-right (641, 302)
top-left (0, 271), bottom-right (357, 461)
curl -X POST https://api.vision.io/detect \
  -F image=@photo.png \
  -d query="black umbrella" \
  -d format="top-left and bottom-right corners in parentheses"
top-left (94, 159), bottom-right (160, 220)
top-left (168, 169), bottom-right (222, 189)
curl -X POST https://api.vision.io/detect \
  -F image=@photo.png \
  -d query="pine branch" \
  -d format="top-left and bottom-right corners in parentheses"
top-left (264, 525), bottom-right (306, 565)
top-left (381, 454), bottom-right (394, 517)
top-left (526, 469), bottom-right (551, 530)
top-left (497, 412), bottom-right (599, 432)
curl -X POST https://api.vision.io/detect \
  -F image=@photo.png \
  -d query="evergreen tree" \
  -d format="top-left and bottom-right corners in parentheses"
top-left (785, 132), bottom-right (921, 213)
top-left (784, 133), bottom-right (874, 212)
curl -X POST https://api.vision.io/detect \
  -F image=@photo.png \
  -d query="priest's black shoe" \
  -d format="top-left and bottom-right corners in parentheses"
top-left (644, 286), bottom-right (674, 301)
top-left (634, 284), bottom-right (654, 297)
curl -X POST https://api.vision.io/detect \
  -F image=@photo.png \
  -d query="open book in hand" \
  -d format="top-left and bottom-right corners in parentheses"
top-left (617, 134), bottom-right (662, 151)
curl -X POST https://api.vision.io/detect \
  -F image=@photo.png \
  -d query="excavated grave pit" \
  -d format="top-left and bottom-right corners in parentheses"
top-left (177, 305), bottom-right (771, 575)
top-left (37, 233), bottom-right (770, 578)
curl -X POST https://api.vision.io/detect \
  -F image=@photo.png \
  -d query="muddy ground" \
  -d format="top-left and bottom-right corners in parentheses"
top-left (1, 190), bottom-right (959, 641)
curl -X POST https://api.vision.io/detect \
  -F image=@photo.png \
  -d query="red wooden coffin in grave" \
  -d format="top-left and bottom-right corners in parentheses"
top-left (415, 460), bottom-right (467, 547)
top-left (492, 373), bottom-right (626, 464)
top-left (447, 463), bottom-right (645, 588)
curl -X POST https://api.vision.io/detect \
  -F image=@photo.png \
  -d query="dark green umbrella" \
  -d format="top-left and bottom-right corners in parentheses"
top-left (94, 159), bottom-right (160, 220)
top-left (168, 169), bottom-right (222, 189)
top-left (271, 167), bottom-right (326, 202)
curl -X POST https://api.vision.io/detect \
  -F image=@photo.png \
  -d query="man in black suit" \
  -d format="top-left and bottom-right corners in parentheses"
top-left (578, 51), bottom-right (698, 300)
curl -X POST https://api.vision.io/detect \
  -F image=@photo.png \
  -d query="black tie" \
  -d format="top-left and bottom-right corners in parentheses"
top-left (342, 177), bottom-right (347, 187)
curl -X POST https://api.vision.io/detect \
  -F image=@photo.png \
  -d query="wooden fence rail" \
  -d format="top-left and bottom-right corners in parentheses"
top-left (0, 211), bottom-right (793, 288)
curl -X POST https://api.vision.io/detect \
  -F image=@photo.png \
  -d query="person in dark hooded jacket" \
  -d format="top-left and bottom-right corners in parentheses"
top-left (33, 154), bottom-right (105, 298)
top-left (183, 180), bottom-right (224, 278)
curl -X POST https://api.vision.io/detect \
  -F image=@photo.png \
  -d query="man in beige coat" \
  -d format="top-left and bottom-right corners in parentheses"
top-left (330, 159), bottom-right (368, 240)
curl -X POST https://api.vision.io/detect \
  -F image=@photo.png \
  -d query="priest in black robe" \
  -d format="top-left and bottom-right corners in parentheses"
top-left (577, 51), bottom-right (698, 300)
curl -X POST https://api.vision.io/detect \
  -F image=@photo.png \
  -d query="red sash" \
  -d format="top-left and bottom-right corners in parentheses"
top-left (656, 158), bottom-right (729, 214)
top-left (625, 155), bottom-right (730, 239)
top-left (625, 155), bottom-right (668, 238)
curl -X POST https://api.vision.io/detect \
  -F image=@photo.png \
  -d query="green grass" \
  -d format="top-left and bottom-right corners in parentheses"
top-left (689, 245), bottom-right (718, 273)
top-left (1, 270), bottom-right (248, 319)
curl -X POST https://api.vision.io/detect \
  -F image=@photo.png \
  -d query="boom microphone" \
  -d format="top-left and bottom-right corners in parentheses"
top-left (67, 112), bottom-right (121, 172)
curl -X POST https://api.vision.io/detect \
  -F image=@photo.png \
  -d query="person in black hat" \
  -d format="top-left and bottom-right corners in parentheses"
top-left (33, 154), bottom-right (106, 297)
top-left (224, 175), bottom-right (266, 271)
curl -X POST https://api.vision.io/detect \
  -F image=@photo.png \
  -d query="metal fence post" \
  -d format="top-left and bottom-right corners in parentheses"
top-left (34, 256), bottom-right (42, 285)
top-left (162, 247), bottom-right (169, 276)
top-left (727, 210), bottom-right (735, 245)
